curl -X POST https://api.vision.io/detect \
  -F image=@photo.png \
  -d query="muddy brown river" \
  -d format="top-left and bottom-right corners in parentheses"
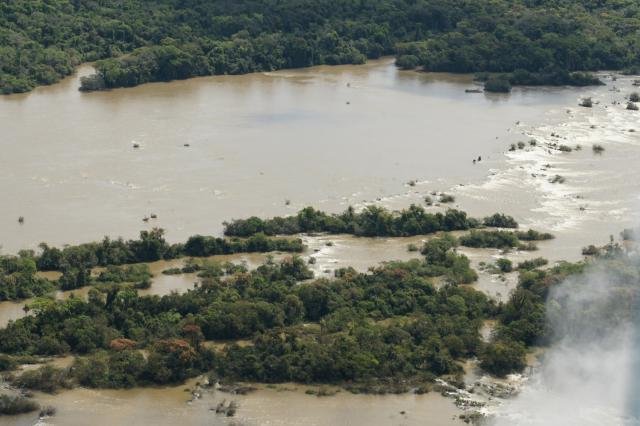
top-left (7, 379), bottom-right (462, 426)
top-left (1, 58), bottom-right (589, 253)
top-left (1, 59), bottom-right (639, 425)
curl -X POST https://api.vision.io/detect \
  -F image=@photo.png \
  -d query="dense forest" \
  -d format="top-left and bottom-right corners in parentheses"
top-left (2, 232), bottom-right (635, 404)
top-left (0, 235), bottom-right (491, 393)
top-left (1, 0), bottom-right (639, 93)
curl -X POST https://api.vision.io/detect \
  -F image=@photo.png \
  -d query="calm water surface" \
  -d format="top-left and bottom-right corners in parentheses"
top-left (1, 58), bottom-right (580, 252)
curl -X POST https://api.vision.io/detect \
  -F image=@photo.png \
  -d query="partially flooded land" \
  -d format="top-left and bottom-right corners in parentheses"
top-left (1, 60), bottom-right (639, 425)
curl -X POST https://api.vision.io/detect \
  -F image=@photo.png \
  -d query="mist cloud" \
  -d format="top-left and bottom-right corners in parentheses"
top-left (491, 257), bottom-right (640, 425)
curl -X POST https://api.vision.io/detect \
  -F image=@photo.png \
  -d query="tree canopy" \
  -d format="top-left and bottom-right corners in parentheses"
top-left (1, 0), bottom-right (638, 93)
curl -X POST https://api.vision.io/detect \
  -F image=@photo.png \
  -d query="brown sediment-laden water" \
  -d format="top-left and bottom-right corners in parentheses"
top-left (7, 379), bottom-right (463, 426)
top-left (1, 59), bottom-right (639, 425)
top-left (0, 58), bottom-right (604, 253)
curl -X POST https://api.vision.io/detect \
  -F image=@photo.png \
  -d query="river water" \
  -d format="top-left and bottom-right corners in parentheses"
top-left (7, 379), bottom-right (462, 426)
top-left (1, 58), bottom-right (587, 253)
top-left (1, 59), bottom-right (640, 425)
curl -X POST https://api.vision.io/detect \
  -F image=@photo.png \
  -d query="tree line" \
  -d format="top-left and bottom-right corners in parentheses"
top-left (0, 228), bottom-right (303, 301)
top-left (1, 0), bottom-right (638, 93)
top-left (223, 205), bottom-right (519, 237)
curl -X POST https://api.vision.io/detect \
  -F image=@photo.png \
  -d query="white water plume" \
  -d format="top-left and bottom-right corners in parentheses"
top-left (492, 256), bottom-right (640, 425)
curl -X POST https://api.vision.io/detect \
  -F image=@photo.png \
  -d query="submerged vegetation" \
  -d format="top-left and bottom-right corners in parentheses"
top-left (0, 395), bottom-right (39, 415)
top-left (0, 206), bottom-right (524, 303)
top-left (2, 0), bottom-right (639, 93)
top-left (483, 77), bottom-right (512, 94)
top-left (459, 230), bottom-right (552, 250)
top-left (0, 229), bottom-right (303, 302)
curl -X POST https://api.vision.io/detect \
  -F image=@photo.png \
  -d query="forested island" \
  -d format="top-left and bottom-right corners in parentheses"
top-left (1, 0), bottom-right (639, 94)
top-left (1, 205), bottom-right (552, 302)
top-left (0, 233), bottom-right (565, 410)
top-left (2, 203), bottom-right (631, 419)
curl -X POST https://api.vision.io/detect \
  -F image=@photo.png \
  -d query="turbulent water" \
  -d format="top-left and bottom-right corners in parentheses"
top-left (1, 60), bottom-right (639, 425)
top-left (490, 258), bottom-right (640, 425)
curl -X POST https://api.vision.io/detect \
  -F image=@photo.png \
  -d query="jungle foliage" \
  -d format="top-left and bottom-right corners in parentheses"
top-left (1, 0), bottom-right (638, 93)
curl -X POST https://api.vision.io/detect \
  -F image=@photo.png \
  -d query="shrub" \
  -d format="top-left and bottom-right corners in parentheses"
top-left (630, 92), bottom-right (639, 103)
top-left (496, 258), bottom-right (513, 273)
top-left (517, 257), bottom-right (548, 270)
top-left (484, 77), bottom-right (512, 93)
top-left (0, 355), bottom-right (17, 371)
top-left (517, 242), bottom-right (538, 251)
top-left (396, 55), bottom-right (420, 70)
top-left (627, 102), bottom-right (638, 111)
top-left (13, 365), bottom-right (71, 393)
top-left (79, 74), bottom-right (106, 92)
top-left (483, 213), bottom-right (518, 229)
top-left (579, 98), bottom-right (593, 108)
top-left (479, 340), bottom-right (526, 377)
top-left (0, 395), bottom-right (39, 415)
top-left (592, 144), bottom-right (605, 154)
top-left (515, 230), bottom-right (554, 241)
top-left (39, 406), bottom-right (57, 417)
top-left (582, 245), bottom-right (600, 256)
top-left (459, 230), bottom-right (519, 249)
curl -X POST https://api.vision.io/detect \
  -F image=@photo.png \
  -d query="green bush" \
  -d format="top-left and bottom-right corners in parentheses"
top-left (0, 395), bottom-right (39, 415)
top-left (13, 365), bottom-right (71, 393)
top-left (479, 340), bottom-right (526, 377)
top-left (496, 258), bottom-right (513, 273)
top-left (459, 230), bottom-right (519, 249)
top-left (396, 55), bottom-right (420, 70)
top-left (483, 214), bottom-right (518, 229)
top-left (484, 78), bottom-right (512, 93)
top-left (517, 258), bottom-right (549, 270)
